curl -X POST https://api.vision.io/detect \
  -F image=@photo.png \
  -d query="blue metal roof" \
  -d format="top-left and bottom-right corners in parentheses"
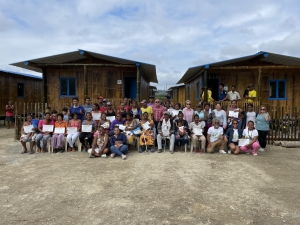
top-left (0, 69), bottom-right (42, 79)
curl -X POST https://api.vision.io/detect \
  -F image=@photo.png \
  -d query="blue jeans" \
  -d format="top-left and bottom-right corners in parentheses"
top-left (36, 133), bottom-right (50, 149)
top-left (175, 132), bottom-right (189, 146)
top-left (110, 145), bottom-right (128, 156)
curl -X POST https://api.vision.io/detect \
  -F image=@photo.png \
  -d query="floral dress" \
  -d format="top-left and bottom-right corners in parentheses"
top-left (139, 120), bottom-right (155, 146)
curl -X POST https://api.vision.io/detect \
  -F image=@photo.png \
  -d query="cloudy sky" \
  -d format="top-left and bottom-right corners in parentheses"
top-left (1, 0), bottom-right (300, 89)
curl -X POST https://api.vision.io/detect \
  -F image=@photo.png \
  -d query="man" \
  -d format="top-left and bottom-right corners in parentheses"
top-left (152, 99), bottom-right (166, 130)
top-left (227, 86), bottom-right (241, 101)
top-left (69, 97), bottom-right (85, 120)
top-left (83, 97), bottom-right (93, 119)
top-left (162, 95), bottom-right (173, 107)
top-left (243, 86), bottom-right (250, 99)
top-left (246, 84), bottom-right (257, 103)
top-left (140, 100), bottom-right (153, 120)
top-left (218, 83), bottom-right (227, 101)
top-left (207, 119), bottom-right (227, 154)
top-left (157, 111), bottom-right (175, 154)
top-left (147, 96), bottom-right (155, 107)
top-left (97, 96), bottom-right (104, 107)
top-left (5, 101), bottom-right (14, 129)
top-left (102, 99), bottom-right (108, 109)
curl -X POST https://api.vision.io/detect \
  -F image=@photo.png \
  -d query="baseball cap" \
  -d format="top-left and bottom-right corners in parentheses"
top-left (107, 102), bottom-right (112, 105)
top-left (140, 100), bottom-right (147, 103)
top-left (103, 99), bottom-right (107, 102)
top-left (149, 96), bottom-right (154, 99)
top-left (164, 111), bottom-right (170, 115)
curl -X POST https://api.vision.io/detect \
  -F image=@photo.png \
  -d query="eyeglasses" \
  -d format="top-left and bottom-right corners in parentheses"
top-left (186, 103), bottom-right (191, 105)
top-left (155, 101), bottom-right (160, 103)
top-left (215, 122), bottom-right (220, 124)
top-left (261, 108), bottom-right (266, 110)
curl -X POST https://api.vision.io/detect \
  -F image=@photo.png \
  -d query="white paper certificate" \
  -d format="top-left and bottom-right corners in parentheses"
top-left (178, 126), bottom-right (184, 132)
top-left (118, 125), bottom-right (126, 130)
top-left (135, 118), bottom-right (140, 123)
top-left (106, 116), bottom-right (115, 122)
top-left (193, 128), bottom-right (202, 136)
top-left (67, 127), bottom-right (77, 135)
top-left (92, 113), bottom-right (101, 120)
top-left (24, 125), bottom-right (34, 133)
top-left (142, 122), bottom-right (150, 130)
top-left (82, 125), bottom-right (92, 132)
top-left (238, 139), bottom-right (250, 146)
top-left (54, 127), bottom-right (65, 134)
top-left (229, 111), bottom-right (239, 118)
top-left (42, 125), bottom-right (54, 132)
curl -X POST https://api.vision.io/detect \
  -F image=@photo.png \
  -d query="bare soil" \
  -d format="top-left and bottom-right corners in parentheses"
top-left (0, 127), bottom-right (300, 225)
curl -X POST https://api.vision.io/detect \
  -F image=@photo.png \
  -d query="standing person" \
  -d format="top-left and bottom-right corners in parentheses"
top-left (182, 100), bottom-right (194, 124)
top-left (157, 111), bottom-right (175, 154)
top-left (79, 112), bottom-right (97, 152)
top-left (105, 102), bottom-right (116, 117)
top-left (218, 84), bottom-right (228, 101)
top-left (206, 119), bottom-right (227, 154)
top-left (98, 113), bottom-right (111, 134)
top-left (171, 103), bottom-right (182, 121)
top-left (152, 99), bottom-right (165, 130)
top-left (189, 115), bottom-right (206, 153)
top-left (97, 96), bottom-right (104, 107)
top-left (88, 126), bottom-right (109, 158)
top-left (51, 113), bottom-right (67, 153)
top-left (83, 97), bottom-right (93, 119)
top-left (224, 119), bottom-right (243, 154)
top-left (130, 100), bottom-right (141, 119)
top-left (20, 115), bottom-right (37, 154)
top-left (246, 84), bottom-right (256, 103)
top-left (140, 100), bottom-right (153, 120)
top-left (242, 103), bottom-right (258, 129)
top-left (139, 112), bottom-right (155, 153)
top-left (5, 101), bottom-right (14, 129)
top-left (194, 104), bottom-right (206, 122)
top-left (227, 100), bottom-right (242, 129)
top-left (69, 97), bottom-right (85, 121)
top-left (67, 113), bottom-right (81, 152)
top-left (203, 103), bottom-right (215, 135)
top-left (243, 86), bottom-right (250, 99)
top-left (117, 102), bottom-right (127, 120)
top-left (62, 108), bottom-right (69, 123)
top-left (92, 103), bottom-right (101, 126)
top-left (110, 126), bottom-right (128, 160)
top-left (35, 112), bottom-right (54, 153)
top-left (256, 105), bottom-right (270, 152)
top-left (227, 86), bottom-right (241, 101)
top-left (239, 121), bottom-right (260, 156)
top-left (102, 99), bottom-right (108, 109)
top-left (202, 87), bottom-right (214, 103)
top-left (165, 100), bottom-right (174, 117)
top-left (213, 103), bottom-right (227, 130)
top-left (147, 96), bottom-right (155, 107)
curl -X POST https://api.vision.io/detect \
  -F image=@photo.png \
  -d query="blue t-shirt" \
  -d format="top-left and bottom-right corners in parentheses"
top-left (70, 105), bottom-right (85, 120)
top-left (255, 114), bottom-right (270, 131)
top-left (218, 89), bottom-right (227, 101)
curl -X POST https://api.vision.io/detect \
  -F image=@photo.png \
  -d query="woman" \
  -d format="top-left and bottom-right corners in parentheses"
top-left (99, 113), bottom-right (111, 134)
top-left (213, 102), bottom-right (227, 130)
top-left (67, 113), bottom-right (81, 152)
top-left (51, 113), bottom-right (67, 153)
top-left (194, 104), bottom-right (206, 122)
top-left (130, 100), bottom-right (141, 119)
top-left (117, 102), bottom-right (127, 120)
top-left (109, 113), bottom-right (125, 136)
top-left (239, 121), bottom-right (260, 156)
top-left (227, 100), bottom-right (242, 129)
top-left (79, 112), bottom-right (97, 152)
top-left (88, 126), bottom-right (109, 158)
top-left (92, 103), bottom-right (101, 126)
top-left (165, 100), bottom-right (174, 117)
top-left (20, 114), bottom-right (37, 154)
top-left (224, 119), bottom-right (243, 154)
top-left (105, 102), bottom-right (116, 117)
top-left (124, 112), bottom-right (138, 146)
top-left (139, 112), bottom-right (155, 153)
top-left (110, 126), bottom-right (128, 160)
top-left (242, 103), bottom-right (258, 129)
top-left (182, 100), bottom-right (194, 124)
top-left (189, 114), bottom-right (206, 153)
top-left (256, 105), bottom-right (270, 152)
top-left (174, 112), bottom-right (190, 151)
top-left (203, 103), bottom-right (215, 135)
top-left (36, 112), bottom-right (54, 153)
top-left (171, 103), bottom-right (182, 121)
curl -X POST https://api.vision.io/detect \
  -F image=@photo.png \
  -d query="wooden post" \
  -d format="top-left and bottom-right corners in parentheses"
top-left (136, 66), bottom-right (141, 102)
top-left (258, 67), bottom-right (262, 105)
top-left (204, 69), bottom-right (208, 102)
top-left (84, 66), bottom-right (87, 101)
top-left (42, 68), bottom-right (47, 105)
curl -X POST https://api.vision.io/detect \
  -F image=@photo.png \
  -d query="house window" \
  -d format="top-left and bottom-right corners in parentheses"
top-left (187, 86), bottom-right (190, 100)
top-left (268, 80), bottom-right (286, 100)
top-left (17, 83), bottom-right (24, 97)
top-left (196, 82), bottom-right (200, 100)
top-left (60, 78), bottom-right (76, 97)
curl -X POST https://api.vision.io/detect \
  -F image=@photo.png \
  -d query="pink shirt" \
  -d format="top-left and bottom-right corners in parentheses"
top-left (5, 105), bottom-right (14, 116)
top-left (183, 108), bottom-right (194, 124)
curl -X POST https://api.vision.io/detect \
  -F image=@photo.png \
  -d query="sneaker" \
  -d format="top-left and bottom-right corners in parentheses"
top-left (259, 148), bottom-right (265, 152)
top-left (89, 154), bottom-right (95, 158)
top-left (228, 150), bottom-right (231, 154)
top-left (110, 153), bottom-right (115, 158)
top-left (158, 149), bottom-right (162, 153)
top-left (253, 153), bottom-right (258, 156)
top-left (122, 155), bottom-right (127, 160)
top-left (219, 150), bottom-right (227, 154)
top-left (101, 154), bottom-right (107, 158)
top-left (82, 149), bottom-right (87, 153)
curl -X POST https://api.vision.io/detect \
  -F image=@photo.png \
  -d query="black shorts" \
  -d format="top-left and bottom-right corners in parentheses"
top-left (230, 141), bottom-right (238, 146)
top-left (6, 116), bottom-right (14, 122)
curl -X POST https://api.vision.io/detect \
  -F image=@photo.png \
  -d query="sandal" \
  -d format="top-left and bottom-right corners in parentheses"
top-left (29, 151), bottom-right (34, 154)
top-left (21, 150), bottom-right (28, 154)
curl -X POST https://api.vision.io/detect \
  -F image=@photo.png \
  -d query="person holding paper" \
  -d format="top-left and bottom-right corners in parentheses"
top-left (213, 103), bottom-right (227, 130)
top-left (36, 112), bottom-right (54, 153)
top-left (98, 113), bottom-right (111, 134)
top-left (206, 119), bottom-right (227, 154)
top-left (189, 115), bottom-right (206, 153)
top-left (157, 111), bottom-right (175, 154)
top-left (110, 126), bottom-right (128, 160)
top-left (124, 112), bottom-right (138, 146)
top-left (242, 103), bottom-right (258, 129)
top-left (109, 113), bottom-right (125, 136)
top-left (227, 100), bottom-right (242, 129)
top-left (224, 119), bottom-right (243, 154)
top-left (92, 103), bottom-right (101, 126)
top-left (174, 112), bottom-right (190, 151)
top-left (239, 121), bottom-right (260, 156)
top-left (20, 115), bottom-right (37, 154)
top-left (51, 113), bottom-right (67, 153)
top-left (117, 102), bottom-right (127, 121)
top-left (139, 112), bottom-right (155, 153)
top-left (88, 126), bottom-right (109, 158)
top-left (79, 112), bottom-right (97, 152)
top-left (67, 113), bottom-right (81, 152)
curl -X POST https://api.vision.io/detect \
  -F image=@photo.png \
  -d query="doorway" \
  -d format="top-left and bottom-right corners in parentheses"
top-left (207, 79), bottom-right (219, 101)
top-left (124, 77), bottom-right (137, 99)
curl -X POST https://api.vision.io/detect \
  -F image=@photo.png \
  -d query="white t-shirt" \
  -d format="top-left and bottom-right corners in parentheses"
top-left (232, 129), bottom-right (239, 142)
top-left (246, 111), bottom-right (257, 124)
top-left (208, 126), bottom-right (223, 143)
top-left (242, 128), bottom-right (258, 140)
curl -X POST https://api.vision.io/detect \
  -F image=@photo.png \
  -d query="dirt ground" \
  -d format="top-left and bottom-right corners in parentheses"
top-left (0, 127), bottom-right (300, 225)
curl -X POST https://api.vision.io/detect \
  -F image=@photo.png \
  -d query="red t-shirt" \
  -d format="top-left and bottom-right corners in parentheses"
top-left (5, 105), bottom-right (14, 116)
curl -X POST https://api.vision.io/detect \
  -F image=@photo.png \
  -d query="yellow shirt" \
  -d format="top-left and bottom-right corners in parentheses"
top-left (141, 106), bottom-right (153, 120)
top-left (202, 90), bottom-right (214, 103)
top-left (248, 90), bottom-right (257, 103)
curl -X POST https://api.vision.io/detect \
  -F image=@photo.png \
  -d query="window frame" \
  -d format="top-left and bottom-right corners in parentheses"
top-left (59, 78), bottom-right (77, 98)
top-left (268, 79), bottom-right (287, 100)
top-left (17, 82), bottom-right (25, 98)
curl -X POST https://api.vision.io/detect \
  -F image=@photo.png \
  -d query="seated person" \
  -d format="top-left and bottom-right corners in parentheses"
top-left (51, 113), bottom-right (67, 153)
top-left (157, 111), bottom-right (175, 154)
top-left (88, 126), bottom-right (109, 158)
top-left (206, 119), bottom-right (226, 154)
top-left (109, 113), bottom-right (125, 136)
top-left (98, 113), bottom-right (111, 134)
top-left (79, 112), bottom-right (97, 152)
top-left (139, 112), bottom-right (155, 153)
top-left (36, 112), bottom-right (54, 153)
top-left (239, 121), bottom-right (260, 156)
top-left (124, 112), bottom-right (138, 146)
top-left (67, 113), bottom-right (81, 152)
top-left (189, 114), bottom-right (206, 153)
top-left (20, 114), bottom-right (37, 154)
top-left (110, 126), bottom-right (128, 160)
top-left (224, 119), bottom-right (243, 154)
top-left (174, 112), bottom-right (190, 150)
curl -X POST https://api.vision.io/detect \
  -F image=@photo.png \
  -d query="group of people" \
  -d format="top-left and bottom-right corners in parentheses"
top-left (18, 93), bottom-right (270, 158)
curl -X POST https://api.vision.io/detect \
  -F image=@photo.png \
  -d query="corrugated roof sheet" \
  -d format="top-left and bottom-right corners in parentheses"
top-left (177, 51), bottom-right (300, 84)
top-left (0, 69), bottom-right (42, 79)
top-left (10, 49), bottom-right (158, 83)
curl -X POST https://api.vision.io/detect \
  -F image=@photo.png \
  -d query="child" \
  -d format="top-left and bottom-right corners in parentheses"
top-left (175, 120), bottom-right (189, 151)
top-left (62, 107), bottom-right (69, 122)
